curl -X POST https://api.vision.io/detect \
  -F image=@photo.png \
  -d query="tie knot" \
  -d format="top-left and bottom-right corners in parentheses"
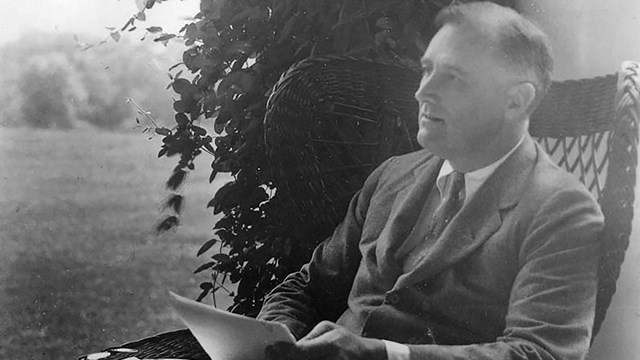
top-left (446, 170), bottom-right (465, 191)
top-left (442, 171), bottom-right (465, 206)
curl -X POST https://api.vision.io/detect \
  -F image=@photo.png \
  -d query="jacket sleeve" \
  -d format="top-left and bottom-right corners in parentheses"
top-left (257, 157), bottom-right (395, 339)
top-left (407, 188), bottom-right (604, 360)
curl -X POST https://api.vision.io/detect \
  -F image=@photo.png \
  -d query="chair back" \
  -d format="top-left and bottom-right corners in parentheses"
top-left (263, 56), bottom-right (640, 338)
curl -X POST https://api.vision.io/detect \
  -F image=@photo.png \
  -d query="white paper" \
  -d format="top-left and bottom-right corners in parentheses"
top-left (168, 291), bottom-right (295, 360)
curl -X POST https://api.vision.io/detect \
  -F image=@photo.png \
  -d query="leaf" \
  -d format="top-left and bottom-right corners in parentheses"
top-left (154, 33), bottom-right (176, 44)
top-left (192, 125), bottom-right (207, 136)
top-left (212, 253), bottom-right (230, 262)
top-left (156, 216), bottom-right (179, 233)
top-left (172, 78), bottom-right (193, 95)
top-left (203, 140), bottom-right (215, 154)
top-left (211, 181), bottom-right (242, 214)
top-left (230, 6), bottom-right (269, 23)
top-left (209, 169), bottom-right (219, 183)
top-left (136, 0), bottom-right (148, 12)
top-left (173, 100), bottom-right (187, 113)
top-left (196, 282), bottom-right (214, 301)
top-left (146, 26), bottom-right (163, 33)
top-left (224, 41), bottom-right (253, 60)
top-left (376, 17), bottom-right (393, 29)
top-left (194, 261), bottom-right (215, 274)
top-left (121, 17), bottom-right (135, 31)
top-left (167, 169), bottom-right (187, 190)
top-left (200, 0), bottom-right (224, 19)
top-left (197, 238), bottom-right (218, 256)
top-left (217, 70), bottom-right (257, 95)
top-left (374, 30), bottom-right (388, 46)
top-left (134, 11), bottom-right (146, 22)
top-left (214, 109), bottom-right (232, 134)
top-left (110, 31), bottom-right (121, 42)
top-left (175, 112), bottom-right (189, 126)
top-left (155, 127), bottom-right (171, 136)
top-left (166, 194), bottom-right (184, 213)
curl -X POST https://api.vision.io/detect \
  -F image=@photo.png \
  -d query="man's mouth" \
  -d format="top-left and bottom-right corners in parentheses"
top-left (422, 114), bottom-right (444, 123)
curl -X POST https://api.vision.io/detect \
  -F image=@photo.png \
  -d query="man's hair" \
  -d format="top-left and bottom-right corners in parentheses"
top-left (435, 1), bottom-right (554, 110)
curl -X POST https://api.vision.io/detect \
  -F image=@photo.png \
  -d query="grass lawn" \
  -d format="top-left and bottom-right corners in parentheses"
top-left (0, 127), bottom-right (232, 360)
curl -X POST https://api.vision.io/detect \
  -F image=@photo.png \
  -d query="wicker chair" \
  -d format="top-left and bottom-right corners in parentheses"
top-left (78, 58), bottom-right (639, 360)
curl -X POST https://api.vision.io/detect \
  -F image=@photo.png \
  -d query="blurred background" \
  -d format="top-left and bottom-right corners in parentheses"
top-left (0, 1), bottom-right (639, 359)
top-left (0, 1), bottom-right (233, 359)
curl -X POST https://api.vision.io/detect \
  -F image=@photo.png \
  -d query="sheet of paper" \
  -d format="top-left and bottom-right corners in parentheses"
top-left (169, 291), bottom-right (295, 360)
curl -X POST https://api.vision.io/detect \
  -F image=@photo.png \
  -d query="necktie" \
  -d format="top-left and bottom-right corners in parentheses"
top-left (427, 171), bottom-right (466, 239)
top-left (400, 170), bottom-right (466, 271)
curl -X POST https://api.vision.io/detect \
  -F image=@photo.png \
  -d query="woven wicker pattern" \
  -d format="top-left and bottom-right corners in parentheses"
top-left (78, 59), bottom-right (639, 359)
top-left (264, 56), bottom-right (422, 237)
top-left (78, 329), bottom-right (209, 360)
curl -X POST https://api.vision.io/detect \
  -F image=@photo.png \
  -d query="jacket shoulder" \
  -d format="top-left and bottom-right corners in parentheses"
top-left (378, 149), bottom-right (434, 178)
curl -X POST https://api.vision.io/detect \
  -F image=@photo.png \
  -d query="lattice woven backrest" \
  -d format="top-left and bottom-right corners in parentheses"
top-left (529, 73), bottom-right (620, 202)
top-left (529, 64), bottom-right (640, 337)
top-left (536, 134), bottom-right (609, 200)
top-left (263, 57), bottom-right (639, 339)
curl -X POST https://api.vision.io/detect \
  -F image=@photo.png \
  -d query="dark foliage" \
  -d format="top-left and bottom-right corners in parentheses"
top-left (144, 0), bottom-right (513, 316)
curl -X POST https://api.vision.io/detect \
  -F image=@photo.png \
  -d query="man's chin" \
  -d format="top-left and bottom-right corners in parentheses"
top-left (417, 133), bottom-right (448, 157)
top-left (417, 131), bottom-right (436, 150)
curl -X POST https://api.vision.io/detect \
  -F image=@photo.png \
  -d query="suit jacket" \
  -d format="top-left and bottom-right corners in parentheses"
top-left (258, 135), bottom-right (604, 360)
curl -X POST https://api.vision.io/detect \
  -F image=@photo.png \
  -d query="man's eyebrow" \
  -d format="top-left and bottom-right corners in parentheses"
top-left (420, 58), bottom-right (467, 76)
top-left (440, 62), bottom-right (467, 76)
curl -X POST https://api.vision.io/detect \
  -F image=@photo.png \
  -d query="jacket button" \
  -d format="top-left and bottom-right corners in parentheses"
top-left (385, 292), bottom-right (400, 305)
top-left (421, 301), bottom-right (431, 312)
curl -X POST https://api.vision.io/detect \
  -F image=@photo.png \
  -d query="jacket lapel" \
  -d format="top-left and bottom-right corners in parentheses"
top-left (379, 156), bottom-right (443, 259)
top-left (393, 135), bottom-right (538, 290)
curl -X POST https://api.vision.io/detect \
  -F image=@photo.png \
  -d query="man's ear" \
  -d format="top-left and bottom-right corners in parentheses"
top-left (505, 82), bottom-right (536, 120)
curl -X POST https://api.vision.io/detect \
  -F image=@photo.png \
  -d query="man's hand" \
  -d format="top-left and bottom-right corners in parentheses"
top-left (265, 321), bottom-right (387, 360)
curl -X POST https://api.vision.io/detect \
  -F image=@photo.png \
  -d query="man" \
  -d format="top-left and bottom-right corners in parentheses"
top-left (258, 2), bottom-right (603, 360)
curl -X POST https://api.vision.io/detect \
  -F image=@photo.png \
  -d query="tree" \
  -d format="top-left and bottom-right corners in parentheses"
top-left (134, 0), bottom-right (513, 316)
top-left (0, 31), bottom-right (179, 130)
top-left (18, 55), bottom-right (74, 129)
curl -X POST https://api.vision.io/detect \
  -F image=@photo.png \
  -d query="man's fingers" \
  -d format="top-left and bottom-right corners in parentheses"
top-left (300, 320), bottom-right (338, 341)
top-left (265, 341), bottom-right (304, 360)
top-left (298, 330), bottom-right (340, 359)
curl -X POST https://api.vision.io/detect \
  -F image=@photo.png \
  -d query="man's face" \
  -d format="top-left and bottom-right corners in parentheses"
top-left (415, 23), bottom-right (519, 163)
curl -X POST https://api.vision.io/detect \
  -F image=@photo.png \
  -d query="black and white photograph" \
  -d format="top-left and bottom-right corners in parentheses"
top-left (0, 1), bottom-right (638, 359)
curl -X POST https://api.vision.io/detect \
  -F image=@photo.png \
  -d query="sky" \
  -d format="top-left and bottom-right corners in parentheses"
top-left (0, 0), bottom-right (198, 46)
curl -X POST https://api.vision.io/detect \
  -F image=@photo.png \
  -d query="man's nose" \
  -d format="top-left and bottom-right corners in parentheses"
top-left (414, 75), bottom-right (437, 103)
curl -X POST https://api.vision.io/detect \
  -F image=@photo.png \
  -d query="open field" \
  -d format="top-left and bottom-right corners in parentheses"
top-left (0, 127), bottom-right (231, 360)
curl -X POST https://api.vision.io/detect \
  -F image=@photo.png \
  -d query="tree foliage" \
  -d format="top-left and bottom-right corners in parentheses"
top-left (136, 0), bottom-right (513, 316)
top-left (0, 32), bottom-right (178, 130)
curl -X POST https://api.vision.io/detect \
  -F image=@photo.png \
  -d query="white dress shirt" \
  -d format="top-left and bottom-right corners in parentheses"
top-left (383, 135), bottom-right (525, 360)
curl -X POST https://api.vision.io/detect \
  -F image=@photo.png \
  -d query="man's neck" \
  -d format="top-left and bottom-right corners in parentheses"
top-left (449, 128), bottom-right (527, 173)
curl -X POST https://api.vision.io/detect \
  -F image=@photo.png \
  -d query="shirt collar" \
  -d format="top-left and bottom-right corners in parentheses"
top-left (437, 135), bottom-right (525, 205)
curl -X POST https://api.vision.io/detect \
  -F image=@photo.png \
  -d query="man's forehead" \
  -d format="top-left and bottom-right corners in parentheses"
top-left (419, 56), bottom-right (468, 74)
top-left (422, 23), bottom-right (503, 67)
